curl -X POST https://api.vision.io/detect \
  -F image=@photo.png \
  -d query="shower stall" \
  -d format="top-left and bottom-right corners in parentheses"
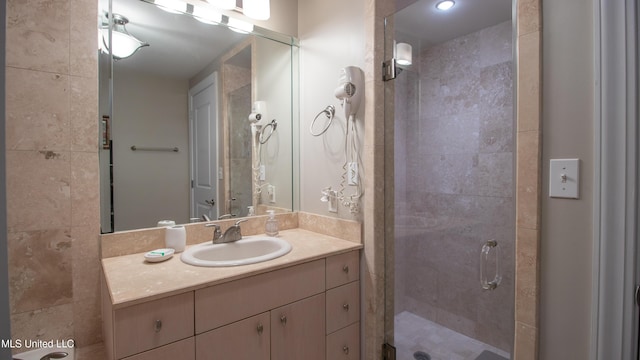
top-left (384, 1), bottom-right (515, 359)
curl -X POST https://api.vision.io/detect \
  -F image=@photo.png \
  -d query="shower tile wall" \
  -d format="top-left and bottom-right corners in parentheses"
top-left (225, 63), bottom-right (252, 216)
top-left (395, 21), bottom-right (514, 352)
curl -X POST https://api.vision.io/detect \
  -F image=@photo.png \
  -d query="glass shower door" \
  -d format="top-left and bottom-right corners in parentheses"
top-left (384, 1), bottom-right (515, 359)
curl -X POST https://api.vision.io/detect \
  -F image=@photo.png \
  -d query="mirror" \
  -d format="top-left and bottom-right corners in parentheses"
top-left (98, 0), bottom-right (298, 233)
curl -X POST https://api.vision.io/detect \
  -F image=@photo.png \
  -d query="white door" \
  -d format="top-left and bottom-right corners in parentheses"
top-left (189, 73), bottom-right (218, 220)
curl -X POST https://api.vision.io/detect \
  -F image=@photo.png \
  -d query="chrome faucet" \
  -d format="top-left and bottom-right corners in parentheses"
top-left (218, 213), bottom-right (235, 220)
top-left (206, 219), bottom-right (248, 244)
top-left (205, 223), bottom-right (222, 243)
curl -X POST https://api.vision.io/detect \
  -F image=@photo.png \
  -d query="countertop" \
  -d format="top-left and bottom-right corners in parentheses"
top-left (102, 228), bottom-right (362, 309)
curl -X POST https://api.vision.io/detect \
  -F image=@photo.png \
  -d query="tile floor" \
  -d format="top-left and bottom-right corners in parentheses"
top-left (394, 311), bottom-right (511, 360)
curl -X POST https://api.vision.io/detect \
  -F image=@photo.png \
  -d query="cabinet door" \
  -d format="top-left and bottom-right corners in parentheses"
top-left (271, 293), bottom-right (326, 360)
top-left (195, 312), bottom-right (270, 360)
top-left (113, 292), bottom-right (194, 359)
top-left (123, 338), bottom-right (194, 360)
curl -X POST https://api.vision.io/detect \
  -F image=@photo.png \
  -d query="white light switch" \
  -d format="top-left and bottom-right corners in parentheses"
top-left (549, 159), bottom-right (580, 199)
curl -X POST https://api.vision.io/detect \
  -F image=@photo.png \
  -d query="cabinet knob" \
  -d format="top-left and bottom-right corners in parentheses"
top-left (343, 346), bottom-right (350, 354)
top-left (342, 265), bottom-right (349, 273)
top-left (154, 319), bottom-right (162, 333)
top-left (343, 303), bottom-right (350, 311)
top-left (257, 323), bottom-right (264, 334)
top-left (280, 315), bottom-right (287, 325)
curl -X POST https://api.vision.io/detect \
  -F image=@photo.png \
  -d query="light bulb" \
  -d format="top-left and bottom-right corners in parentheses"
top-left (436, 0), bottom-right (455, 11)
top-left (193, 6), bottom-right (222, 24)
top-left (243, 0), bottom-right (270, 20)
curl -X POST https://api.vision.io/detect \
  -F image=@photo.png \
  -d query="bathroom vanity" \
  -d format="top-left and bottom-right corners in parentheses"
top-left (101, 228), bottom-right (362, 360)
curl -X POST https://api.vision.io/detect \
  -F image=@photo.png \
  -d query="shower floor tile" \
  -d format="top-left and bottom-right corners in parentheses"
top-left (394, 311), bottom-right (510, 360)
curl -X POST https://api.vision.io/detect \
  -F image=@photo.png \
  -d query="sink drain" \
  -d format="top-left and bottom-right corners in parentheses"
top-left (414, 351), bottom-right (431, 360)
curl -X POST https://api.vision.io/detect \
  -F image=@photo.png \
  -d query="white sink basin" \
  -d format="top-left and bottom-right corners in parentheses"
top-left (180, 236), bottom-right (292, 267)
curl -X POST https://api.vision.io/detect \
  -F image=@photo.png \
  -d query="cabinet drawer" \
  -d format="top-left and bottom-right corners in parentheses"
top-left (326, 281), bottom-right (360, 334)
top-left (326, 322), bottom-right (360, 360)
top-left (122, 338), bottom-right (194, 360)
top-left (195, 259), bottom-right (325, 333)
top-left (196, 312), bottom-right (270, 360)
top-left (326, 251), bottom-right (359, 289)
top-left (114, 292), bottom-right (194, 359)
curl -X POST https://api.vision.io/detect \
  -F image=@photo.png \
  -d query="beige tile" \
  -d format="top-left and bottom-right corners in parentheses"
top-left (516, 131), bottom-right (541, 230)
top-left (517, 0), bottom-right (541, 37)
top-left (6, 0), bottom-right (71, 74)
top-left (6, 150), bottom-right (71, 232)
top-left (72, 226), bottom-right (101, 302)
top-left (76, 342), bottom-right (106, 360)
top-left (516, 31), bottom-right (541, 132)
top-left (6, 68), bottom-right (70, 151)
top-left (70, 77), bottom-right (99, 152)
top-left (11, 303), bottom-right (74, 354)
top-left (100, 227), bottom-right (165, 258)
top-left (8, 229), bottom-right (73, 314)
top-left (70, 0), bottom-right (98, 78)
top-left (71, 152), bottom-right (100, 227)
top-left (73, 297), bottom-right (102, 347)
top-left (298, 211), bottom-right (362, 243)
top-left (515, 227), bottom-right (539, 328)
top-left (362, 269), bottom-right (384, 360)
top-left (514, 321), bottom-right (538, 360)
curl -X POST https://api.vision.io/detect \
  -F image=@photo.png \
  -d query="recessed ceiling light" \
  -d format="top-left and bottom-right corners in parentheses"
top-left (436, 0), bottom-right (455, 11)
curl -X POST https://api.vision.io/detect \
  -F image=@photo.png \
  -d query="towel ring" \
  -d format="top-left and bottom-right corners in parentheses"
top-left (310, 105), bottom-right (335, 137)
top-left (259, 119), bottom-right (278, 144)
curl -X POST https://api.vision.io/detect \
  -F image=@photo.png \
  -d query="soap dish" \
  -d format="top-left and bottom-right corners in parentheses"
top-left (144, 248), bottom-right (175, 263)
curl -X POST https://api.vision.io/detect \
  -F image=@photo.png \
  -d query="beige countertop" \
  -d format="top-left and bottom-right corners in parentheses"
top-left (102, 228), bottom-right (362, 309)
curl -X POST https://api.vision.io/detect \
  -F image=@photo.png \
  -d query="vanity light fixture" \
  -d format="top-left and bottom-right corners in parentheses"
top-left (396, 42), bottom-right (412, 66)
top-left (242, 0), bottom-right (270, 20)
top-left (435, 0), bottom-right (455, 11)
top-left (193, 5), bottom-right (222, 25)
top-left (206, 0), bottom-right (236, 10)
top-left (228, 17), bottom-right (254, 33)
top-left (155, 0), bottom-right (188, 14)
top-left (101, 14), bottom-right (149, 60)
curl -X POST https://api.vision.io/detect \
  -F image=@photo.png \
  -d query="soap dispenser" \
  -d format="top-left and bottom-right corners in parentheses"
top-left (265, 210), bottom-right (279, 236)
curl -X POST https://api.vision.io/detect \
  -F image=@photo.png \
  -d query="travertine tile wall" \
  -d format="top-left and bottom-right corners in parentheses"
top-left (5, 0), bottom-right (101, 350)
top-left (514, 0), bottom-right (542, 358)
top-left (394, 21), bottom-right (515, 352)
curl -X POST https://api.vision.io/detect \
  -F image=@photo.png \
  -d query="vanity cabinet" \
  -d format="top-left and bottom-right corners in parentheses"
top-left (196, 312), bottom-right (270, 360)
top-left (271, 293), bottom-right (326, 360)
top-left (102, 250), bottom-right (360, 360)
top-left (325, 251), bottom-right (361, 360)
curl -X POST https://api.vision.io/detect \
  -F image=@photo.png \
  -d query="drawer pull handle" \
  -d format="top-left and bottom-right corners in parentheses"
top-left (280, 315), bottom-right (287, 325)
top-left (154, 319), bottom-right (162, 333)
top-left (257, 323), bottom-right (264, 334)
top-left (342, 265), bottom-right (349, 273)
top-left (343, 303), bottom-right (350, 311)
top-left (343, 346), bottom-right (350, 354)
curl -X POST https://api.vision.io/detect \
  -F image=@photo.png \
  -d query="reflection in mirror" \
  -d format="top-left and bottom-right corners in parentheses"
top-left (98, 0), bottom-right (298, 233)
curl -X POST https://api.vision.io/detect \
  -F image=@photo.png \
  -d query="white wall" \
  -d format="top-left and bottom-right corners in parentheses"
top-left (112, 69), bottom-right (190, 230)
top-left (298, 0), bottom-right (366, 220)
top-left (254, 36), bottom-right (294, 210)
top-left (540, 0), bottom-right (594, 358)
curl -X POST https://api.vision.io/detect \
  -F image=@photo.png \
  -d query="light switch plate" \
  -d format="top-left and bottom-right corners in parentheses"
top-left (549, 159), bottom-right (580, 199)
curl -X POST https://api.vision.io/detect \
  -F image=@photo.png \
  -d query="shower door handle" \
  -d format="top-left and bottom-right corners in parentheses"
top-left (480, 239), bottom-right (502, 290)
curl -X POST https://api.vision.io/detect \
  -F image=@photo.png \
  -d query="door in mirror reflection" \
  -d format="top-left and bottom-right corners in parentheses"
top-left (190, 73), bottom-right (219, 221)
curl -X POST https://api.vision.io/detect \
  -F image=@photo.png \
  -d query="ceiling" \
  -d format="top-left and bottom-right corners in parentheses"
top-left (394, 0), bottom-right (512, 48)
top-left (111, 0), bottom-right (247, 79)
